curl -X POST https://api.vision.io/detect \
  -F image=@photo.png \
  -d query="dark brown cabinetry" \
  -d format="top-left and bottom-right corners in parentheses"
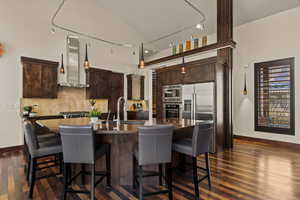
top-left (127, 74), bottom-right (144, 100)
top-left (183, 63), bottom-right (215, 84)
top-left (86, 68), bottom-right (112, 99)
top-left (21, 57), bottom-right (58, 98)
top-left (127, 111), bottom-right (149, 120)
top-left (109, 72), bottom-right (124, 113)
top-left (86, 68), bottom-right (124, 113)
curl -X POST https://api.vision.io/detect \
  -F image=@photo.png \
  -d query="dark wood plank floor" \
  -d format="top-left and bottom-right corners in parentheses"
top-left (1, 138), bottom-right (300, 200)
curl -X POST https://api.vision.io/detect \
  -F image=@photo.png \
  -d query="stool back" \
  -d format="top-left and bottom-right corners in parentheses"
top-left (23, 121), bottom-right (39, 156)
top-left (59, 125), bottom-right (95, 164)
top-left (192, 123), bottom-right (213, 157)
top-left (138, 125), bottom-right (174, 166)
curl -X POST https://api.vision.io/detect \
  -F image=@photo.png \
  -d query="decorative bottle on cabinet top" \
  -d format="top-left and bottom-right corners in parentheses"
top-left (185, 40), bottom-right (191, 51)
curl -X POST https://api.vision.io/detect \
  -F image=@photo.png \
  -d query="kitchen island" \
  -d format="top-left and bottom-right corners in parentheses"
top-left (36, 118), bottom-right (212, 186)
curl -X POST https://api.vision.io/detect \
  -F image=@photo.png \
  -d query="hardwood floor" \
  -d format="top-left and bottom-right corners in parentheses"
top-left (1, 138), bottom-right (300, 200)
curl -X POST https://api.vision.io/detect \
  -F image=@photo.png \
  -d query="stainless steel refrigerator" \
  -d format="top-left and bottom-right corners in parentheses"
top-left (181, 82), bottom-right (216, 152)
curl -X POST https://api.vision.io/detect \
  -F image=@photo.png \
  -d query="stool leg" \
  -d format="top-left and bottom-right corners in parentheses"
top-left (133, 156), bottom-right (136, 189)
top-left (192, 157), bottom-right (200, 200)
top-left (26, 154), bottom-right (31, 182)
top-left (106, 149), bottom-right (111, 187)
top-left (166, 163), bottom-right (173, 200)
top-left (59, 153), bottom-right (63, 174)
top-left (81, 164), bottom-right (86, 185)
top-left (159, 164), bottom-right (163, 186)
top-left (205, 152), bottom-right (212, 189)
top-left (91, 164), bottom-right (95, 200)
top-left (29, 158), bottom-right (37, 198)
top-left (63, 163), bottom-right (68, 200)
top-left (139, 166), bottom-right (144, 200)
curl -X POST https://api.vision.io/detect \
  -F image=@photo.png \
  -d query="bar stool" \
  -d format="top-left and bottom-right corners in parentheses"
top-left (22, 119), bottom-right (61, 179)
top-left (23, 121), bottom-right (63, 199)
top-left (172, 123), bottom-right (212, 200)
top-left (133, 125), bottom-right (174, 200)
top-left (59, 125), bottom-right (111, 200)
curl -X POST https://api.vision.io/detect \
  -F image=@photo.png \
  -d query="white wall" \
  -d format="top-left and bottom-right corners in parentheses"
top-left (0, 0), bottom-right (146, 148)
top-left (233, 6), bottom-right (300, 144)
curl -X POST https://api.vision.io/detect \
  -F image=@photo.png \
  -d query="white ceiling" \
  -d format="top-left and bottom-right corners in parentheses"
top-left (97, 0), bottom-right (300, 52)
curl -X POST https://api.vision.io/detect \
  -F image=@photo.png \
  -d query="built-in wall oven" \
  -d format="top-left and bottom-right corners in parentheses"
top-left (163, 103), bottom-right (181, 119)
top-left (163, 85), bottom-right (182, 119)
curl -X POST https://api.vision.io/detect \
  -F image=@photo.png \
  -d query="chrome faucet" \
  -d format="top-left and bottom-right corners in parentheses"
top-left (117, 96), bottom-right (127, 126)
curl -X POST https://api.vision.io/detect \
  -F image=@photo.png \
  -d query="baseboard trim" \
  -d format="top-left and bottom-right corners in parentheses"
top-left (234, 135), bottom-right (300, 150)
top-left (0, 145), bottom-right (24, 154)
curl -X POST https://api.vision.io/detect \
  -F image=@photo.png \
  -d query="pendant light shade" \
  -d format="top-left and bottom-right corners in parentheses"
top-left (139, 43), bottom-right (145, 69)
top-left (243, 72), bottom-right (248, 95)
top-left (181, 57), bottom-right (186, 74)
top-left (84, 43), bottom-right (90, 70)
top-left (60, 53), bottom-right (65, 74)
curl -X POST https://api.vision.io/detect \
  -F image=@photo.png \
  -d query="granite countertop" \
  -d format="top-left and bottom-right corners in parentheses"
top-left (36, 118), bottom-right (213, 135)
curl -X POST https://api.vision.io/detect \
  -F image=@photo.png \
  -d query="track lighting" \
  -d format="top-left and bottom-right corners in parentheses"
top-left (51, 27), bottom-right (56, 34)
top-left (196, 23), bottom-right (204, 30)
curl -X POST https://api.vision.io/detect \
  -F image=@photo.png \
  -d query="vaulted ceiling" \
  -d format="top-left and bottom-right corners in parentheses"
top-left (97, 0), bottom-right (300, 52)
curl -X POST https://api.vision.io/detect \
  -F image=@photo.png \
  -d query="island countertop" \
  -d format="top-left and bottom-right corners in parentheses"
top-left (36, 117), bottom-right (212, 135)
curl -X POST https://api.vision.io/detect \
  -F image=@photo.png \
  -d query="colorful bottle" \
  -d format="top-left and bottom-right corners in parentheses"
top-left (202, 36), bottom-right (208, 46)
top-left (172, 44), bottom-right (177, 55)
top-left (194, 38), bottom-right (199, 49)
top-left (179, 43), bottom-right (183, 53)
top-left (185, 40), bottom-right (191, 51)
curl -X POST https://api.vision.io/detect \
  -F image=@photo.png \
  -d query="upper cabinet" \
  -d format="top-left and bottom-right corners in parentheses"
top-left (86, 68), bottom-right (125, 108)
top-left (86, 68), bottom-right (112, 99)
top-left (127, 74), bottom-right (144, 100)
top-left (22, 57), bottom-right (58, 98)
top-left (109, 72), bottom-right (124, 113)
top-left (183, 63), bottom-right (215, 84)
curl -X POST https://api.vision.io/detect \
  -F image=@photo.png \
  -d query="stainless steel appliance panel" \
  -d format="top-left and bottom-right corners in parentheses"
top-left (163, 85), bottom-right (182, 102)
top-left (181, 82), bottom-right (216, 153)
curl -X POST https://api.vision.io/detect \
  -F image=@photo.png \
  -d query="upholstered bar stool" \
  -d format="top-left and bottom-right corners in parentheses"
top-left (133, 125), bottom-right (174, 200)
top-left (23, 121), bottom-right (63, 199)
top-left (59, 125), bottom-right (111, 200)
top-left (22, 119), bottom-right (61, 180)
top-left (172, 123), bottom-right (213, 200)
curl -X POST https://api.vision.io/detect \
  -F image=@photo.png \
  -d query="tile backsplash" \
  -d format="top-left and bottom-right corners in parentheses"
top-left (20, 87), bottom-right (108, 115)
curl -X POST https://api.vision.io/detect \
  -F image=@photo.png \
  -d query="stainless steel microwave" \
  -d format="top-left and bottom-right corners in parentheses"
top-left (163, 85), bottom-right (182, 102)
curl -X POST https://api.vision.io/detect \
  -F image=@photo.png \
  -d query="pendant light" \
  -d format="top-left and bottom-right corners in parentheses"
top-left (60, 53), bottom-right (65, 74)
top-left (243, 72), bottom-right (248, 95)
top-left (181, 57), bottom-right (186, 74)
top-left (84, 43), bottom-right (90, 70)
top-left (139, 43), bottom-right (145, 69)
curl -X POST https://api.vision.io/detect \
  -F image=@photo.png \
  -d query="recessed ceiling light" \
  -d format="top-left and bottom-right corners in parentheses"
top-left (196, 23), bottom-right (204, 30)
top-left (145, 50), bottom-right (149, 54)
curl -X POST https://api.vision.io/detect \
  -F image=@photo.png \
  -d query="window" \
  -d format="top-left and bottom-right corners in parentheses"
top-left (254, 57), bottom-right (295, 135)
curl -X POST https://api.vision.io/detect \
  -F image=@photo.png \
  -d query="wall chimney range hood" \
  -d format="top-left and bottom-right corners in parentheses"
top-left (59, 36), bottom-right (89, 88)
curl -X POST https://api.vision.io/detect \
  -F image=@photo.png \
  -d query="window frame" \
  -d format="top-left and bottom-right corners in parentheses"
top-left (254, 57), bottom-right (295, 135)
